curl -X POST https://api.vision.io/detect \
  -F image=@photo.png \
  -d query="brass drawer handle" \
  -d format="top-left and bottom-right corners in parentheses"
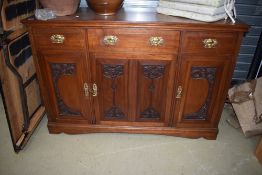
top-left (50, 34), bottom-right (65, 44)
top-left (149, 37), bottom-right (164, 46)
top-left (203, 38), bottom-right (218, 48)
top-left (103, 35), bottom-right (118, 45)
top-left (176, 86), bottom-right (183, 99)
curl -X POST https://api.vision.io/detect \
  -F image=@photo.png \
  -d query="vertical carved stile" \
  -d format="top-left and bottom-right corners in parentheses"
top-left (50, 63), bottom-right (81, 116)
top-left (184, 67), bottom-right (217, 120)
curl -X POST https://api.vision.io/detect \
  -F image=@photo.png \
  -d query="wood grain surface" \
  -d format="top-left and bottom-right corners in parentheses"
top-left (23, 7), bottom-right (248, 139)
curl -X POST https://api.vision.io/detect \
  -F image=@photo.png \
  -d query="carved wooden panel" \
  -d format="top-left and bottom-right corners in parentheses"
top-left (93, 56), bottom-right (129, 122)
top-left (103, 64), bottom-right (126, 119)
top-left (184, 66), bottom-right (217, 120)
top-left (140, 65), bottom-right (165, 119)
top-left (137, 61), bottom-right (171, 121)
top-left (175, 57), bottom-right (232, 129)
top-left (50, 63), bottom-right (81, 116)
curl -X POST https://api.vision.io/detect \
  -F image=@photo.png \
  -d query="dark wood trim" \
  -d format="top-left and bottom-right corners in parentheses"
top-left (23, 73), bottom-right (37, 88)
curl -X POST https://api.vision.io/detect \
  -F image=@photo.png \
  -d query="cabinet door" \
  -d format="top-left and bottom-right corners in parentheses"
top-left (91, 53), bottom-right (130, 123)
top-left (135, 58), bottom-right (175, 126)
top-left (91, 53), bottom-right (176, 127)
top-left (175, 56), bottom-right (231, 128)
top-left (38, 52), bottom-right (91, 121)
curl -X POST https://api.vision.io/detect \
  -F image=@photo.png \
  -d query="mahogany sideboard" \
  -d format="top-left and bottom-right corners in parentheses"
top-left (23, 8), bottom-right (248, 139)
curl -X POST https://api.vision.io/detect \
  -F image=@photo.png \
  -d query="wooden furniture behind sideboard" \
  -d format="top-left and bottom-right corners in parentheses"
top-left (23, 8), bottom-right (248, 139)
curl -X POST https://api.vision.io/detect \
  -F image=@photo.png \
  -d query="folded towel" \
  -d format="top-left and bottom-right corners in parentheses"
top-left (157, 0), bottom-right (236, 23)
top-left (161, 0), bottom-right (225, 7)
top-left (158, 1), bottom-right (225, 16)
top-left (157, 7), bottom-right (227, 22)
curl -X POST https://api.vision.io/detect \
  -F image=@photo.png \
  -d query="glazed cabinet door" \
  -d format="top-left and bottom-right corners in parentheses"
top-left (38, 52), bottom-right (91, 122)
top-left (174, 56), bottom-right (232, 128)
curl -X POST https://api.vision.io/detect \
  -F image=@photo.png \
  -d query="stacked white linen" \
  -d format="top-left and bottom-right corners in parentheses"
top-left (157, 0), bottom-right (236, 23)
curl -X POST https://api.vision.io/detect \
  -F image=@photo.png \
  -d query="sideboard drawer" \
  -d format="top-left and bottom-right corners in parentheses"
top-left (88, 28), bottom-right (180, 54)
top-left (33, 28), bottom-right (85, 50)
top-left (182, 31), bottom-right (238, 55)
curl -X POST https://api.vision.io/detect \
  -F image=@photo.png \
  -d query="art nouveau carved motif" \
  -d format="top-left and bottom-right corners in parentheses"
top-left (103, 64), bottom-right (124, 79)
top-left (184, 67), bottom-right (217, 120)
top-left (103, 64), bottom-right (126, 119)
top-left (104, 106), bottom-right (125, 119)
top-left (140, 65), bottom-right (165, 119)
top-left (143, 65), bottom-right (165, 79)
top-left (141, 107), bottom-right (160, 119)
top-left (50, 63), bottom-right (81, 116)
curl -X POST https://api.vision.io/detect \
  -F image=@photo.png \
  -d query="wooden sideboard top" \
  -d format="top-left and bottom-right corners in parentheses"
top-left (23, 7), bottom-right (248, 31)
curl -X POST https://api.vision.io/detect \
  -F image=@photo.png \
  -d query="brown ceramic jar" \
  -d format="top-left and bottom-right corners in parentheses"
top-left (86, 0), bottom-right (124, 15)
top-left (39, 0), bottom-right (80, 16)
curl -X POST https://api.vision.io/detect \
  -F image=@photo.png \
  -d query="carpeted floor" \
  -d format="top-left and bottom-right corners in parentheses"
top-left (0, 99), bottom-right (262, 175)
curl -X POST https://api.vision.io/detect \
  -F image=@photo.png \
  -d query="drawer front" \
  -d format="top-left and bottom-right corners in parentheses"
top-left (33, 28), bottom-right (85, 50)
top-left (182, 31), bottom-right (238, 55)
top-left (88, 29), bottom-right (180, 54)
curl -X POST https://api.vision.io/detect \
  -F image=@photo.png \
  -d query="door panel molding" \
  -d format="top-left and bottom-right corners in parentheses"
top-left (50, 63), bottom-right (81, 116)
top-left (184, 66), bottom-right (217, 120)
